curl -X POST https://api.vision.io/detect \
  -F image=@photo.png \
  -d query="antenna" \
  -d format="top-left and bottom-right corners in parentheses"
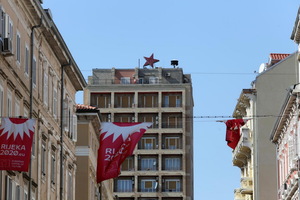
top-left (138, 59), bottom-right (140, 68)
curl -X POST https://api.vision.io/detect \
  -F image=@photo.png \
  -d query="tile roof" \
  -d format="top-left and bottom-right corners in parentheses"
top-left (269, 53), bottom-right (290, 60)
top-left (268, 53), bottom-right (291, 67)
top-left (76, 104), bottom-right (98, 112)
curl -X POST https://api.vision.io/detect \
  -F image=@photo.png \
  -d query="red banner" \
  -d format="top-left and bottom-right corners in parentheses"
top-left (0, 118), bottom-right (36, 171)
top-left (97, 122), bottom-right (152, 183)
top-left (225, 119), bottom-right (246, 149)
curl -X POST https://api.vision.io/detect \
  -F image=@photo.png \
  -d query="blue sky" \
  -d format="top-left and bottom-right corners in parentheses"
top-left (42, 1), bottom-right (299, 199)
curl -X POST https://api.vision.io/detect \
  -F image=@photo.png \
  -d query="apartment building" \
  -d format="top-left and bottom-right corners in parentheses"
top-left (270, 85), bottom-right (300, 200)
top-left (230, 53), bottom-right (298, 200)
top-left (267, 6), bottom-right (300, 200)
top-left (0, 0), bottom-right (86, 199)
top-left (76, 104), bottom-right (114, 200)
top-left (232, 89), bottom-right (255, 200)
top-left (84, 67), bottom-right (194, 200)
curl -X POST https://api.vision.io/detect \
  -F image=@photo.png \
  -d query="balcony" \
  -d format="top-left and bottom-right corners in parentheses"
top-left (232, 128), bottom-right (252, 168)
top-left (240, 177), bottom-right (253, 194)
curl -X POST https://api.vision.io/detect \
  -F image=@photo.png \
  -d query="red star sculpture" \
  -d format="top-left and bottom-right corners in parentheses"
top-left (143, 53), bottom-right (159, 68)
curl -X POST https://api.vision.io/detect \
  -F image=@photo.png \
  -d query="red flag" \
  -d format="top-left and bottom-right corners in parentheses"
top-left (0, 118), bottom-right (36, 171)
top-left (225, 119), bottom-right (246, 149)
top-left (97, 122), bottom-right (152, 183)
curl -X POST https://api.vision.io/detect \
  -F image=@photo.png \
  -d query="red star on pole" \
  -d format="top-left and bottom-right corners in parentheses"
top-left (143, 53), bottom-right (159, 68)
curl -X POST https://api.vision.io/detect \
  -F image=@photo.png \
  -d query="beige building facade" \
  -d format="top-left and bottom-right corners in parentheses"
top-left (254, 53), bottom-right (298, 200)
top-left (0, 0), bottom-right (86, 199)
top-left (84, 67), bottom-right (194, 200)
top-left (75, 104), bottom-right (114, 200)
top-left (232, 89), bottom-right (255, 200)
top-left (231, 53), bottom-right (298, 200)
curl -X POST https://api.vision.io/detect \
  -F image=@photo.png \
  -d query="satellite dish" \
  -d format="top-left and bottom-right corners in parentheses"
top-left (258, 63), bottom-right (267, 73)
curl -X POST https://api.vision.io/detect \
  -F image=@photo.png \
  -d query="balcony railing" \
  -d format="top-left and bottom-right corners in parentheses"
top-left (89, 77), bottom-right (191, 85)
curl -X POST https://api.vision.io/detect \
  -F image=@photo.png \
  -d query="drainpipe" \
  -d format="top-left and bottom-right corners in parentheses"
top-left (60, 61), bottom-right (71, 200)
top-left (28, 16), bottom-right (42, 200)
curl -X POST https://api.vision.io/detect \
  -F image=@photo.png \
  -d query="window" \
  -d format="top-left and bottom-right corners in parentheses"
top-left (121, 156), bottom-right (134, 171)
top-left (149, 77), bottom-right (158, 84)
top-left (15, 185), bottom-right (20, 200)
top-left (0, 83), bottom-right (3, 117)
top-left (7, 89), bottom-right (12, 117)
top-left (32, 57), bottom-right (36, 86)
top-left (139, 157), bottom-right (157, 171)
top-left (63, 97), bottom-right (77, 141)
top-left (51, 151), bottom-right (56, 185)
top-left (15, 98), bottom-right (20, 117)
top-left (90, 93), bottom-right (111, 108)
top-left (43, 66), bottom-right (48, 106)
top-left (3, 13), bottom-right (13, 52)
top-left (162, 113), bottom-right (182, 128)
top-left (41, 142), bottom-right (46, 176)
top-left (67, 170), bottom-right (73, 200)
top-left (138, 78), bottom-right (144, 84)
top-left (138, 113), bottom-right (158, 128)
top-left (114, 177), bottom-right (134, 192)
top-left (115, 93), bottom-right (134, 108)
top-left (138, 93), bottom-right (158, 108)
top-left (32, 134), bottom-right (35, 157)
top-left (139, 178), bottom-right (157, 192)
top-left (163, 178), bottom-right (181, 192)
top-left (121, 77), bottom-right (130, 84)
top-left (163, 156), bottom-right (181, 170)
top-left (100, 113), bottom-right (111, 122)
top-left (16, 32), bottom-right (21, 63)
top-left (71, 114), bottom-right (77, 142)
top-left (25, 45), bottom-right (29, 75)
top-left (163, 136), bottom-right (182, 149)
top-left (53, 87), bottom-right (57, 118)
top-left (162, 92), bottom-right (182, 107)
top-left (6, 176), bottom-right (13, 200)
top-left (139, 136), bottom-right (158, 150)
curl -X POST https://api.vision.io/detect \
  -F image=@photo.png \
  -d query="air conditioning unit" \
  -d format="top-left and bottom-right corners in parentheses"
top-left (3, 38), bottom-right (12, 54)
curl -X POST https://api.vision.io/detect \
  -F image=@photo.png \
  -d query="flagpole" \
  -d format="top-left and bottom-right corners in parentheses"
top-left (99, 183), bottom-right (102, 200)
top-left (28, 16), bottom-right (42, 200)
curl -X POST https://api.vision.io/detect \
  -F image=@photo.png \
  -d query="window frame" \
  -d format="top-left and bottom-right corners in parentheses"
top-left (140, 178), bottom-right (157, 192)
top-left (115, 178), bottom-right (134, 192)
top-left (16, 31), bottom-right (21, 64)
top-left (121, 77), bottom-right (130, 84)
top-left (25, 45), bottom-right (29, 76)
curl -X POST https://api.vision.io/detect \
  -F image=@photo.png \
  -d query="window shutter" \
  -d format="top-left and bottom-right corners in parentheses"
top-left (63, 98), bottom-right (69, 132)
top-left (72, 114), bottom-right (77, 142)
top-left (43, 70), bottom-right (48, 106)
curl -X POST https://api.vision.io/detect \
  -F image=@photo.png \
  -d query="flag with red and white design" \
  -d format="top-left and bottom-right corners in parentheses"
top-left (225, 119), bottom-right (247, 149)
top-left (0, 118), bottom-right (36, 171)
top-left (97, 122), bottom-right (152, 183)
